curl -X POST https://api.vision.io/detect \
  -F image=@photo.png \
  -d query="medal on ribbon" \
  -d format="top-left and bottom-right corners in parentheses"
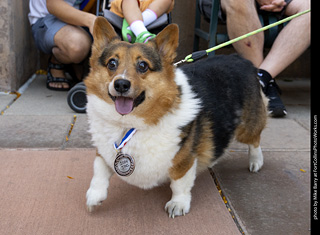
top-left (113, 128), bottom-right (136, 177)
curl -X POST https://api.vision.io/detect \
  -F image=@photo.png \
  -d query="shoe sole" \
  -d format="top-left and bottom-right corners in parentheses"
top-left (269, 108), bottom-right (287, 118)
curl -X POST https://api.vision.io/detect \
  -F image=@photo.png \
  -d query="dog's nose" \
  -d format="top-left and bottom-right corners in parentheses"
top-left (114, 79), bottom-right (131, 93)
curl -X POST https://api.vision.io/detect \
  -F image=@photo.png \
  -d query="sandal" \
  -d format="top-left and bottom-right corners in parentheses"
top-left (47, 59), bottom-right (72, 91)
top-left (122, 19), bottom-right (136, 43)
top-left (135, 31), bottom-right (156, 43)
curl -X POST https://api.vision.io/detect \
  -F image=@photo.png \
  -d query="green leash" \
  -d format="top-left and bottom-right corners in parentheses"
top-left (174, 9), bottom-right (310, 66)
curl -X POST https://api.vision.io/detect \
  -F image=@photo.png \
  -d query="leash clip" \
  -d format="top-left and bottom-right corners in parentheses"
top-left (174, 50), bottom-right (208, 67)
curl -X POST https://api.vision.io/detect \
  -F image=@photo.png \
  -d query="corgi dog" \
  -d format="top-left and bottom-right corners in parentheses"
top-left (84, 17), bottom-right (268, 218)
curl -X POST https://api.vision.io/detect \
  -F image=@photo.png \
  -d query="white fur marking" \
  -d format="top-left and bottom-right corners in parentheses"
top-left (86, 68), bottom-right (202, 190)
top-left (86, 156), bottom-right (114, 212)
top-left (108, 69), bottom-right (128, 97)
top-left (248, 145), bottom-right (263, 172)
top-left (165, 159), bottom-right (198, 218)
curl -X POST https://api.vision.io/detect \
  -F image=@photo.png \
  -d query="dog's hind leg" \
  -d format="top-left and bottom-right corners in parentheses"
top-left (235, 90), bottom-right (268, 172)
top-left (86, 153), bottom-right (114, 212)
top-left (235, 114), bottom-right (266, 173)
top-left (248, 142), bottom-right (264, 172)
top-left (235, 123), bottom-right (265, 173)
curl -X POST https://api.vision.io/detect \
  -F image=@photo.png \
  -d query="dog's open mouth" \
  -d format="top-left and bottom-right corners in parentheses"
top-left (109, 91), bottom-right (145, 115)
top-left (115, 96), bottom-right (134, 115)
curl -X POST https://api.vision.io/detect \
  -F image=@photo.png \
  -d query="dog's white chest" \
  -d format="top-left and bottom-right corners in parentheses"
top-left (97, 127), bottom-right (181, 189)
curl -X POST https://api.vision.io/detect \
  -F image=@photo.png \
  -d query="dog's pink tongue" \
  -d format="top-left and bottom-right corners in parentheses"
top-left (115, 97), bottom-right (134, 115)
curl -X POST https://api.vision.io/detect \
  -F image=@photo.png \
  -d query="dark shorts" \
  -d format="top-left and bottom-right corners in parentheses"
top-left (31, 14), bottom-right (68, 54)
top-left (219, 0), bottom-right (293, 23)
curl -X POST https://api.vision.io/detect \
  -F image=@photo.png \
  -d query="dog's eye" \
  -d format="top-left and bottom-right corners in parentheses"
top-left (107, 59), bottom-right (118, 71)
top-left (137, 61), bottom-right (149, 73)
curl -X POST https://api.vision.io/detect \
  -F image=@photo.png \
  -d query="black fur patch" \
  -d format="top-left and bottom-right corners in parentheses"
top-left (134, 44), bottom-right (162, 72)
top-left (181, 54), bottom-right (259, 158)
top-left (99, 43), bottom-right (162, 72)
top-left (99, 43), bottom-right (129, 67)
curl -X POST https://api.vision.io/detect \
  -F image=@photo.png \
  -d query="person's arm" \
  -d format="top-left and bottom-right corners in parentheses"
top-left (46, 0), bottom-right (96, 33)
top-left (256, 0), bottom-right (287, 12)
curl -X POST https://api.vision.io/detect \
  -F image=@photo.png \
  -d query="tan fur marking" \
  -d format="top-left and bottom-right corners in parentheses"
top-left (85, 18), bottom-right (181, 125)
top-left (194, 120), bottom-right (215, 171)
top-left (170, 117), bottom-right (214, 180)
top-left (235, 91), bottom-right (268, 148)
top-left (169, 125), bottom-right (196, 180)
top-left (133, 69), bottom-right (180, 125)
top-left (96, 149), bottom-right (103, 158)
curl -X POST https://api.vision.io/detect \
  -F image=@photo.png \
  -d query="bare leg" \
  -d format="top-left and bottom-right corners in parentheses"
top-left (122, 0), bottom-right (173, 25)
top-left (259, 0), bottom-right (311, 78)
top-left (49, 25), bottom-right (92, 89)
top-left (122, 0), bottom-right (143, 25)
top-left (53, 25), bottom-right (91, 64)
top-left (221, 0), bottom-right (264, 67)
top-left (147, 0), bottom-right (173, 17)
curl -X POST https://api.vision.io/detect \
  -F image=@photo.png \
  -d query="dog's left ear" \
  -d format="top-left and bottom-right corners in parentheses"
top-left (153, 24), bottom-right (179, 63)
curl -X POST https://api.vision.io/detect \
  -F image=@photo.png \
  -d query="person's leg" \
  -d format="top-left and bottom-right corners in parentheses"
top-left (259, 0), bottom-right (310, 78)
top-left (122, 0), bottom-right (173, 43)
top-left (221, 0), bottom-right (264, 67)
top-left (122, 0), bottom-right (149, 42)
top-left (49, 25), bottom-right (92, 89)
top-left (147, 0), bottom-right (173, 18)
top-left (53, 25), bottom-right (92, 64)
top-left (122, 0), bottom-right (143, 25)
top-left (258, 0), bottom-right (310, 117)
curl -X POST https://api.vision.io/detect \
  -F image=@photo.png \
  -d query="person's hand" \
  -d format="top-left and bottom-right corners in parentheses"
top-left (87, 14), bottom-right (97, 35)
top-left (256, 0), bottom-right (287, 12)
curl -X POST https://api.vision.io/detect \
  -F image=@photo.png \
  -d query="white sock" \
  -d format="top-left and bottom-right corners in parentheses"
top-left (142, 9), bottom-right (158, 27)
top-left (130, 20), bottom-right (148, 37)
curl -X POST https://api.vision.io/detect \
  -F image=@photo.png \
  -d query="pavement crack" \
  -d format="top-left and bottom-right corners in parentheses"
top-left (209, 168), bottom-right (247, 235)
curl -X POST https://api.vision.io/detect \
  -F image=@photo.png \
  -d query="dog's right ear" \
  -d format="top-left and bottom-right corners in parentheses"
top-left (153, 24), bottom-right (179, 64)
top-left (92, 17), bottom-right (120, 52)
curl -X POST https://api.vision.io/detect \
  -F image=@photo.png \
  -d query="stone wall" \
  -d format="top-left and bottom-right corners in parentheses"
top-left (0, 0), bottom-right (39, 92)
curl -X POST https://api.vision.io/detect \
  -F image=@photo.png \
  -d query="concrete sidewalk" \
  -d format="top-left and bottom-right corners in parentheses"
top-left (0, 74), bottom-right (311, 234)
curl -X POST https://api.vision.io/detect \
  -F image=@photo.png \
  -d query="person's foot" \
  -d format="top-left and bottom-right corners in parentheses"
top-left (257, 69), bottom-right (287, 118)
top-left (135, 31), bottom-right (156, 43)
top-left (265, 79), bottom-right (287, 118)
top-left (47, 56), bottom-right (71, 91)
top-left (122, 19), bottom-right (136, 43)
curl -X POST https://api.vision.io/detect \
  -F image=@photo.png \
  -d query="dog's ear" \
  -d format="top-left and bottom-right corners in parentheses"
top-left (92, 17), bottom-right (120, 52)
top-left (153, 24), bottom-right (179, 63)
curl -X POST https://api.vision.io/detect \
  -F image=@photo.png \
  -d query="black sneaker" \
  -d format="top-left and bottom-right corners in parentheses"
top-left (265, 79), bottom-right (287, 117)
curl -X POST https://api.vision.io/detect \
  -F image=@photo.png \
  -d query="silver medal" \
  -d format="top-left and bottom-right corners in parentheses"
top-left (114, 152), bottom-right (135, 176)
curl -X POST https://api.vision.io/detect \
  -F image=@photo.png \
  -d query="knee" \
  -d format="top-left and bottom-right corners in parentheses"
top-left (286, 0), bottom-right (310, 14)
top-left (66, 34), bottom-right (92, 63)
top-left (297, 0), bottom-right (310, 11)
top-left (122, 0), bottom-right (137, 6)
top-left (221, 0), bottom-right (255, 16)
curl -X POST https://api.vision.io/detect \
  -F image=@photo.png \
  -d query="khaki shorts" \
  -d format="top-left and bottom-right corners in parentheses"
top-left (110, 0), bottom-right (175, 18)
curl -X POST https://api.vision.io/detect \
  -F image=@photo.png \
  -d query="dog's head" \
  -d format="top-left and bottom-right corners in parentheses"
top-left (85, 17), bottom-right (180, 125)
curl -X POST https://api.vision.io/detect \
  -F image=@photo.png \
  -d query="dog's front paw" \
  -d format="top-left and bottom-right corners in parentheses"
top-left (165, 194), bottom-right (191, 218)
top-left (86, 187), bottom-right (108, 212)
